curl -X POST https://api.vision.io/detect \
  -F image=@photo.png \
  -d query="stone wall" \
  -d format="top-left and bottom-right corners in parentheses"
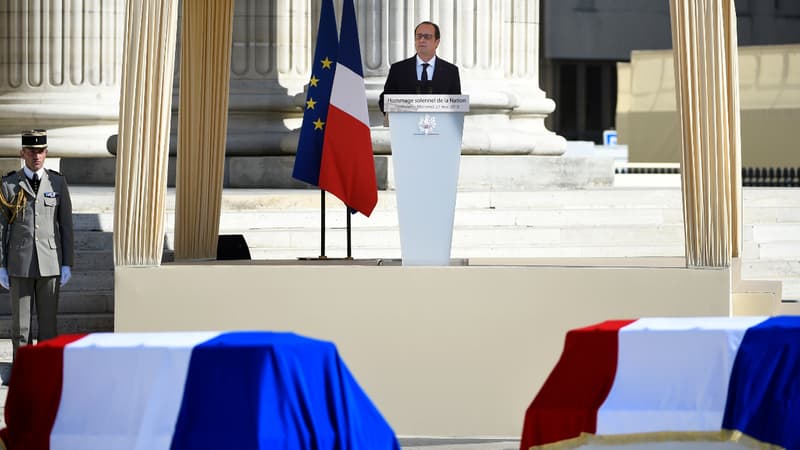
top-left (617, 44), bottom-right (800, 166)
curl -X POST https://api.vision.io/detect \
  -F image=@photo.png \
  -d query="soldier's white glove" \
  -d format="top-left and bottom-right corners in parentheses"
top-left (60, 266), bottom-right (72, 287)
top-left (0, 268), bottom-right (8, 290)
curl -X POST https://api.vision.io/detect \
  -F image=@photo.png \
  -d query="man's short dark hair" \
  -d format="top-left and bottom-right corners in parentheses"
top-left (415, 21), bottom-right (440, 40)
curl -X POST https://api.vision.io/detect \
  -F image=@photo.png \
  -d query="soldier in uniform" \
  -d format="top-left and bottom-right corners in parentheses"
top-left (0, 130), bottom-right (74, 360)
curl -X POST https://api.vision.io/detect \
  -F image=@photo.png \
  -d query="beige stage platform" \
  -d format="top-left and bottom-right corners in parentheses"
top-left (116, 258), bottom-right (753, 438)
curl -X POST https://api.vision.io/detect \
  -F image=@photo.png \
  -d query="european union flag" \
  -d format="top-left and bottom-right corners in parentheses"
top-left (292, 0), bottom-right (338, 186)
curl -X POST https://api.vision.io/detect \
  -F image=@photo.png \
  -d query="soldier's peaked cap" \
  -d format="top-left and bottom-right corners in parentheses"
top-left (21, 129), bottom-right (47, 148)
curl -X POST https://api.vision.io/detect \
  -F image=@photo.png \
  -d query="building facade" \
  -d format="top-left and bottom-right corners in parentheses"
top-left (540, 0), bottom-right (800, 144)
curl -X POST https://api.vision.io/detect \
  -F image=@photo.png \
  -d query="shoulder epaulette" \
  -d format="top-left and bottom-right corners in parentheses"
top-left (4, 170), bottom-right (16, 177)
top-left (46, 168), bottom-right (63, 176)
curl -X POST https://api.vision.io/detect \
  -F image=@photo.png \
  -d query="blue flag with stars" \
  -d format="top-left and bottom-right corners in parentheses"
top-left (293, 0), bottom-right (338, 186)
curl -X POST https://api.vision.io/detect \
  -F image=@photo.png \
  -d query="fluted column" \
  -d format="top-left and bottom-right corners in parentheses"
top-left (219, 0), bottom-right (313, 156)
top-left (0, 0), bottom-right (125, 156)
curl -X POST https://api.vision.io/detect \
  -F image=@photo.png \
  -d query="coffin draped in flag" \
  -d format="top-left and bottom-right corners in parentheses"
top-left (1, 332), bottom-right (400, 450)
top-left (318, 0), bottom-right (378, 217)
top-left (520, 316), bottom-right (800, 450)
top-left (292, 0), bottom-right (338, 186)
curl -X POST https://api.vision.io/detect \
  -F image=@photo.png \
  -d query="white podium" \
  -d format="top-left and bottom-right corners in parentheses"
top-left (385, 95), bottom-right (470, 266)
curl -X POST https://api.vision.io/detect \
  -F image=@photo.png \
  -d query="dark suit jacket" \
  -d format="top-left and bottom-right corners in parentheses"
top-left (379, 55), bottom-right (462, 112)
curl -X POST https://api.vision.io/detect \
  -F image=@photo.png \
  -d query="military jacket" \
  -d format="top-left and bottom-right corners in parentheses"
top-left (0, 169), bottom-right (74, 277)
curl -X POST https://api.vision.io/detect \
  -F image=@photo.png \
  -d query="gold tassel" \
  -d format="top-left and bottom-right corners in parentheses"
top-left (0, 188), bottom-right (27, 224)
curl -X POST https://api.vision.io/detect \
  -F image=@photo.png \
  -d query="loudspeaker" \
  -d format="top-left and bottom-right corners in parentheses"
top-left (216, 234), bottom-right (251, 260)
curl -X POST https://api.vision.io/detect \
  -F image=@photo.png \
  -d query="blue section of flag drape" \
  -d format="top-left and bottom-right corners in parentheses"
top-left (292, 0), bottom-right (338, 186)
top-left (722, 316), bottom-right (800, 450)
top-left (170, 332), bottom-right (400, 450)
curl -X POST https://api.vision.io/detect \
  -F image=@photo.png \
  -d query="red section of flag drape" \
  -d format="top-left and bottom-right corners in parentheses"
top-left (519, 320), bottom-right (635, 450)
top-left (1, 334), bottom-right (87, 450)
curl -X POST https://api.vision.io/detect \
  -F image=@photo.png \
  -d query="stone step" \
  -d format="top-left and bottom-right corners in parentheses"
top-left (159, 224), bottom-right (689, 252)
top-left (0, 291), bottom-right (114, 315)
top-left (247, 244), bottom-right (688, 261)
top-left (74, 231), bottom-right (113, 251)
top-left (0, 271), bottom-right (113, 296)
top-left (740, 260), bottom-right (800, 281)
top-left (750, 223), bottom-right (800, 242)
top-left (753, 241), bottom-right (800, 260)
top-left (0, 313), bottom-right (114, 337)
top-left (67, 186), bottom-right (800, 211)
top-left (218, 207), bottom-right (685, 229)
top-left (74, 250), bottom-right (114, 271)
top-left (744, 207), bottom-right (800, 223)
top-left (60, 270), bottom-right (114, 292)
top-left (73, 213), bottom-right (114, 231)
top-left (74, 206), bottom-right (688, 233)
top-left (781, 280), bottom-right (800, 301)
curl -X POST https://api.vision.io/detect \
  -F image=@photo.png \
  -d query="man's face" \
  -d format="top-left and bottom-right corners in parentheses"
top-left (414, 23), bottom-right (439, 61)
top-left (20, 147), bottom-right (47, 171)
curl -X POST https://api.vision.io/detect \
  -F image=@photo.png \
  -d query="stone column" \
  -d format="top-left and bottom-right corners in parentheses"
top-left (221, 0), bottom-right (313, 156)
top-left (1, 0), bottom-right (565, 163)
top-left (0, 0), bottom-right (125, 157)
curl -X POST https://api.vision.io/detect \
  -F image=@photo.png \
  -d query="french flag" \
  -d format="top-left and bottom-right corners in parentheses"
top-left (318, 0), bottom-right (377, 217)
top-left (520, 316), bottom-right (800, 450)
top-left (1, 332), bottom-right (399, 450)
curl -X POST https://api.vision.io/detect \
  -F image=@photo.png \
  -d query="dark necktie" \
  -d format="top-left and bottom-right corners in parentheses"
top-left (31, 173), bottom-right (40, 193)
top-left (421, 63), bottom-right (429, 82)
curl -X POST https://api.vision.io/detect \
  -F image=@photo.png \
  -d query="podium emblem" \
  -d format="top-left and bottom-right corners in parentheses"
top-left (417, 114), bottom-right (438, 135)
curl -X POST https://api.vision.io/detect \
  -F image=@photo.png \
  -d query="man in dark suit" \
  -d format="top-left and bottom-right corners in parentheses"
top-left (0, 130), bottom-right (74, 360)
top-left (379, 21), bottom-right (462, 116)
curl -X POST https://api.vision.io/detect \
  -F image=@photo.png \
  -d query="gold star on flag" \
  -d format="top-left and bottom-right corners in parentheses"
top-left (321, 57), bottom-right (333, 69)
top-left (306, 98), bottom-right (317, 110)
top-left (309, 75), bottom-right (319, 87)
top-left (313, 118), bottom-right (325, 130)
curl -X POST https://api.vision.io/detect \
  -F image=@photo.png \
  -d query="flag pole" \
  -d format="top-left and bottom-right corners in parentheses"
top-left (291, 0), bottom-right (337, 262)
top-left (320, 190), bottom-right (326, 258)
top-left (346, 207), bottom-right (352, 259)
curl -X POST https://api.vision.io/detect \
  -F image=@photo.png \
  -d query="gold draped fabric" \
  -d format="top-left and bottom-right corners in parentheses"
top-left (669, 0), bottom-right (742, 268)
top-left (113, 0), bottom-right (180, 266)
top-left (174, 0), bottom-right (234, 260)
